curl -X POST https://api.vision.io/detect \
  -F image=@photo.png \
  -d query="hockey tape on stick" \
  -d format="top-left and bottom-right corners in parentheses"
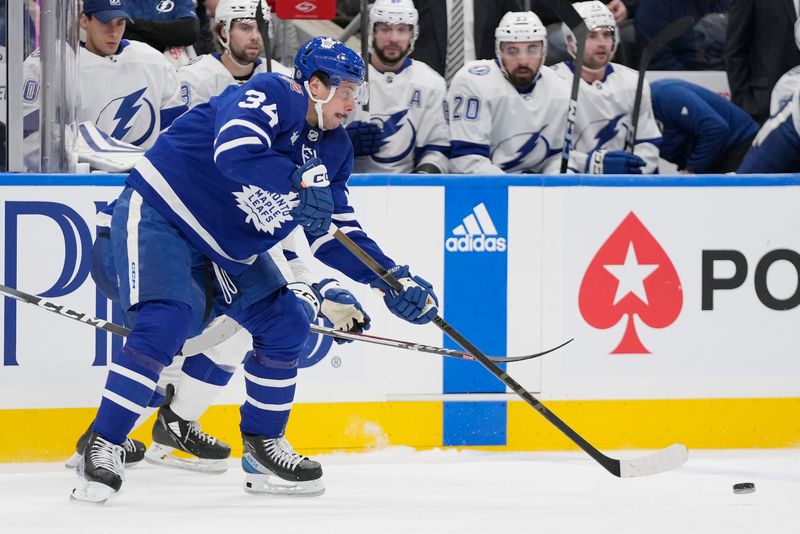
top-left (625, 15), bottom-right (695, 153)
top-left (0, 282), bottom-right (556, 363)
top-left (327, 223), bottom-right (688, 478)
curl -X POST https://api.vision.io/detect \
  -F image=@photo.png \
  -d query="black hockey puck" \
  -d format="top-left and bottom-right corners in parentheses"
top-left (733, 482), bottom-right (755, 494)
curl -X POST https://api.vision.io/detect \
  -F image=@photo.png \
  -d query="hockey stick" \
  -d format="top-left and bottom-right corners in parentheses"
top-left (552, 1), bottom-right (587, 174)
top-left (360, 0), bottom-right (370, 112)
top-left (0, 282), bottom-right (561, 363)
top-left (328, 225), bottom-right (689, 477)
top-left (310, 322), bottom-right (572, 363)
top-left (256, 0), bottom-right (272, 72)
top-left (624, 16), bottom-right (694, 153)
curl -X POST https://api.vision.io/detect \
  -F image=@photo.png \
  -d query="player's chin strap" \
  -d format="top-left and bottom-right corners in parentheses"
top-left (304, 81), bottom-right (337, 130)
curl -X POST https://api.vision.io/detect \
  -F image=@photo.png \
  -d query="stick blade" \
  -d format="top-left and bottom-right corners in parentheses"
top-left (618, 444), bottom-right (689, 477)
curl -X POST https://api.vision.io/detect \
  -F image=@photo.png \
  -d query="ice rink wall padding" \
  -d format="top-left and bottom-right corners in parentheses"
top-left (1, 173), bottom-right (799, 461)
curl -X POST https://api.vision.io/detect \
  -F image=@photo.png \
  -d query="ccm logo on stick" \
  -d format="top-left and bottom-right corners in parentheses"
top-left (702, 249), bottom-right (800, 310)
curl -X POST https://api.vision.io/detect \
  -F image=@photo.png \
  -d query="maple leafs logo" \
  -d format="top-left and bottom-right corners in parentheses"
top-left (579, 212), bottom-right (683, 354)
top-left (233, 185), bottom-right (296, 235)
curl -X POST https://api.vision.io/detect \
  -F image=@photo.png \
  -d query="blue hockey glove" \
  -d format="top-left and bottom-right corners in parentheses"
top-left (290, 157), bottom-right (334, 236)
top-left (586, 150), bottom-right (646, 174)
top-left (346, 121), bottom-right (383, 157)
top-left (370, 265), bottom-right (439, 325)
top-left (312, 278), bottom-right (371, 343)
top-left (287, 282), bottom-right (320, 322)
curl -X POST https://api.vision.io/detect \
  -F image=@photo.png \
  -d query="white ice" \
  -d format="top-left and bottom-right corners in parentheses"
top-left (1, 447), bottom-right (798, 534)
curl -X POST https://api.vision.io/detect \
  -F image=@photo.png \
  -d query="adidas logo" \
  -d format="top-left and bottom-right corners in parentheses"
top-left (445, 203), bottom-right (507, 253)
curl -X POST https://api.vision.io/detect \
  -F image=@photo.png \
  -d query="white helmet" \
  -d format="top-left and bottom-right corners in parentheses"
top-left (369, 0), bottom-right (419, 50)
top-left (495, 11), bottom-right (548, 61)
top-left (563, 0), bottom-right (619, 58)
top-left (795, 17), bottom-right (800, 52)
top-left (214, 0), bottom-right (271, 52)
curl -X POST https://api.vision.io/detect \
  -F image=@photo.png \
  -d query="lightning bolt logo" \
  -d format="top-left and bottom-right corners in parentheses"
top-left (99, 88), bottom-right (156, 146)
top-left (592, 113), bottom-right (626, 152)
top-left (500, 125), bottom-right (557, 171)
top-left (372, 109), bottom-right (416, 164)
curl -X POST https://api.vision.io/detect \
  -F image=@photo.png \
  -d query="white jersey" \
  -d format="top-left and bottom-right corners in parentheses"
top-left (770, 65), bottom-right (800, 117)
top-left (552, 61), bottom-right (661, 173)
top-left (177, 53), bottom-right (293, 109)
top-left (447, 59), bottom-right (570, 174)
top-left (23, 40), bottom-right (187, 164)
top-left (345, 58), bottom-right (449, 173)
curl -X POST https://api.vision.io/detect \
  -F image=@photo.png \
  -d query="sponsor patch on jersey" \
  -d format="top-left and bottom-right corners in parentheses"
top-left (468, 65), bottom-right (491, 76)
top-left (287, 78), bottom-right (304, 95)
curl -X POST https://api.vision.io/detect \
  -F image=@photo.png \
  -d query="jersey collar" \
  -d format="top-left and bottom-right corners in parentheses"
top-left (494, 58), bottom-right (539, 94)
top-left (565, 60), bottom-right (615, 82)
top-left (369, 54), bottom-right (413, 75)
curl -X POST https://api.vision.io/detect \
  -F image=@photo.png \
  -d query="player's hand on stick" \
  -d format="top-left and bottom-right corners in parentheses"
top-left (370, 265), bottom-right (439, 325)
top-left (586, 149), bottom-right (645, 174)
top-left (312, 278), bottom-right (371, 343)
top-left (290, 157), bottom-right (334, 236)
top-left (287, 282), bottom-right (320, 322)
top-left (346, 121), bottom-right (383, 157)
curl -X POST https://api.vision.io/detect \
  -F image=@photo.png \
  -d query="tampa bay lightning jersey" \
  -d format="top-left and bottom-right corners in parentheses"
top-left (448, 59), bottom-right (569, 174)
top-left (125, 0), bottom-right (197, 20)
top-left (551, 61), bottom-right (661, 173)
top-left (771, 65), bottom-right (800, 117)
top-left (126, 72), bottom-right (395, 281)
top-left (345, 58), bottom-right (450, 173)
top-left (177, 54), bottom-right (294, 109)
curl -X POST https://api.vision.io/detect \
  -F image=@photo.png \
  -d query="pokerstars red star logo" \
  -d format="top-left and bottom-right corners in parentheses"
top-left (578, 212), bottom-right (683, 354)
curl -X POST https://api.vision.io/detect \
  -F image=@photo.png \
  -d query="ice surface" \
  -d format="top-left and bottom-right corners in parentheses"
top-left (1, 447), bottom-right (798, 534)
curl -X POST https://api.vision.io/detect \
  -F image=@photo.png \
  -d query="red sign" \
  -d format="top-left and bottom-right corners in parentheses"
top-left (579, 212), bottom-right (683, 354)
top-left (274, 0), bottom-right (337, 20)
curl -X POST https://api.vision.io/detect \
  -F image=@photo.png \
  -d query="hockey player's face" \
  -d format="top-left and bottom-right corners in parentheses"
top-left (500, 42), bottom-right (543, 88)
top-left (227, 19), bottom-right (263, 64)
top-left (81, 15), bottom-right (126, 56)
top-left (372, 23), bottom-right (413, 65)
top-left (583, 28), bottom-right (615, 69)
top-left (313, 79), bottom-right (358, 130)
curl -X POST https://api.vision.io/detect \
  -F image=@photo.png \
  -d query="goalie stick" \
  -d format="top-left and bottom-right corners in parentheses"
top-left (624, 16), bottom-right (695, 153)
top-left (551, 0), bottom-right (587, 174)
top-left (328, 224), bottom-right (689, 478)
top-left (0, 282), bottom-right (567, 363)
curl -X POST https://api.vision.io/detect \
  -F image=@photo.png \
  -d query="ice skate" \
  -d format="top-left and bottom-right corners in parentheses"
top-left (144, 399), bottom-right (231, 474)
top-left (241, 434), bottom-right (324, 496)
top-left (65, 423), bottom-right (145, 469)
top-left (70, 432), bottom-right (125, 505)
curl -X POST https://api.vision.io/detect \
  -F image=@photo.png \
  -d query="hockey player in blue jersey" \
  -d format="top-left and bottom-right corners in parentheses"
top-left (71, 36), bottom-right (439, 503)
top-left (738, 85), bottom-right (800, 173)
top-left (651, 79), bottom-right (758, 173)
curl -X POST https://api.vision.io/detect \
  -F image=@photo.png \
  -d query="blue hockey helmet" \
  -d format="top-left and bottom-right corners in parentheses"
top-left (294, 36), bottom-right (366, 87)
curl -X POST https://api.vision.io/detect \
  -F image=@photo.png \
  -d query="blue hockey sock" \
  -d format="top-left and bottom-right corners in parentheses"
top-left (240, 350), bottom-right (298, 437)
top-left (93, 346), bottom-right (163, 445)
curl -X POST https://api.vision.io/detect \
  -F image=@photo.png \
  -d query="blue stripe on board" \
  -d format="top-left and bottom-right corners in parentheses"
top-left (443, 186), bottom-right (507, 446)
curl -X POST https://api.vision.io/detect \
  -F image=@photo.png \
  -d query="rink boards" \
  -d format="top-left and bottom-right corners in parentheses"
top-left (1, 173), bottom-right (799, 461)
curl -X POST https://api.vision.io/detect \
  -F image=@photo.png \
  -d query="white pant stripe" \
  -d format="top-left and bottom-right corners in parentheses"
top-left (110, 363), bottom-right (158, 391)
top-left (244, 371), bottom-right (297, 388)
top-left (245, 397), bottom-right (293, 412)
top-left (102, 390), bottom-right (147, 415)
top-left (126, 191), bottom-right (143, 305)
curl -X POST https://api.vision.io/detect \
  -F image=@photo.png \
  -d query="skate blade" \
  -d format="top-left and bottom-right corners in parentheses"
top-left (243, 472), bottom-right (325, 497)
top-left (70, 479), bottom-right (117, 505)
top-left (145, 443), bottom-right (228, 474)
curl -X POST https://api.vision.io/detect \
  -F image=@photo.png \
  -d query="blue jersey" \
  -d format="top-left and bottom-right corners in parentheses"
top-left (127, 72), bottom-right (394, 282)
top-left (651, 79), bottom-right (758, 172)
top-left (125, 0), bottom-right (197, 20)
